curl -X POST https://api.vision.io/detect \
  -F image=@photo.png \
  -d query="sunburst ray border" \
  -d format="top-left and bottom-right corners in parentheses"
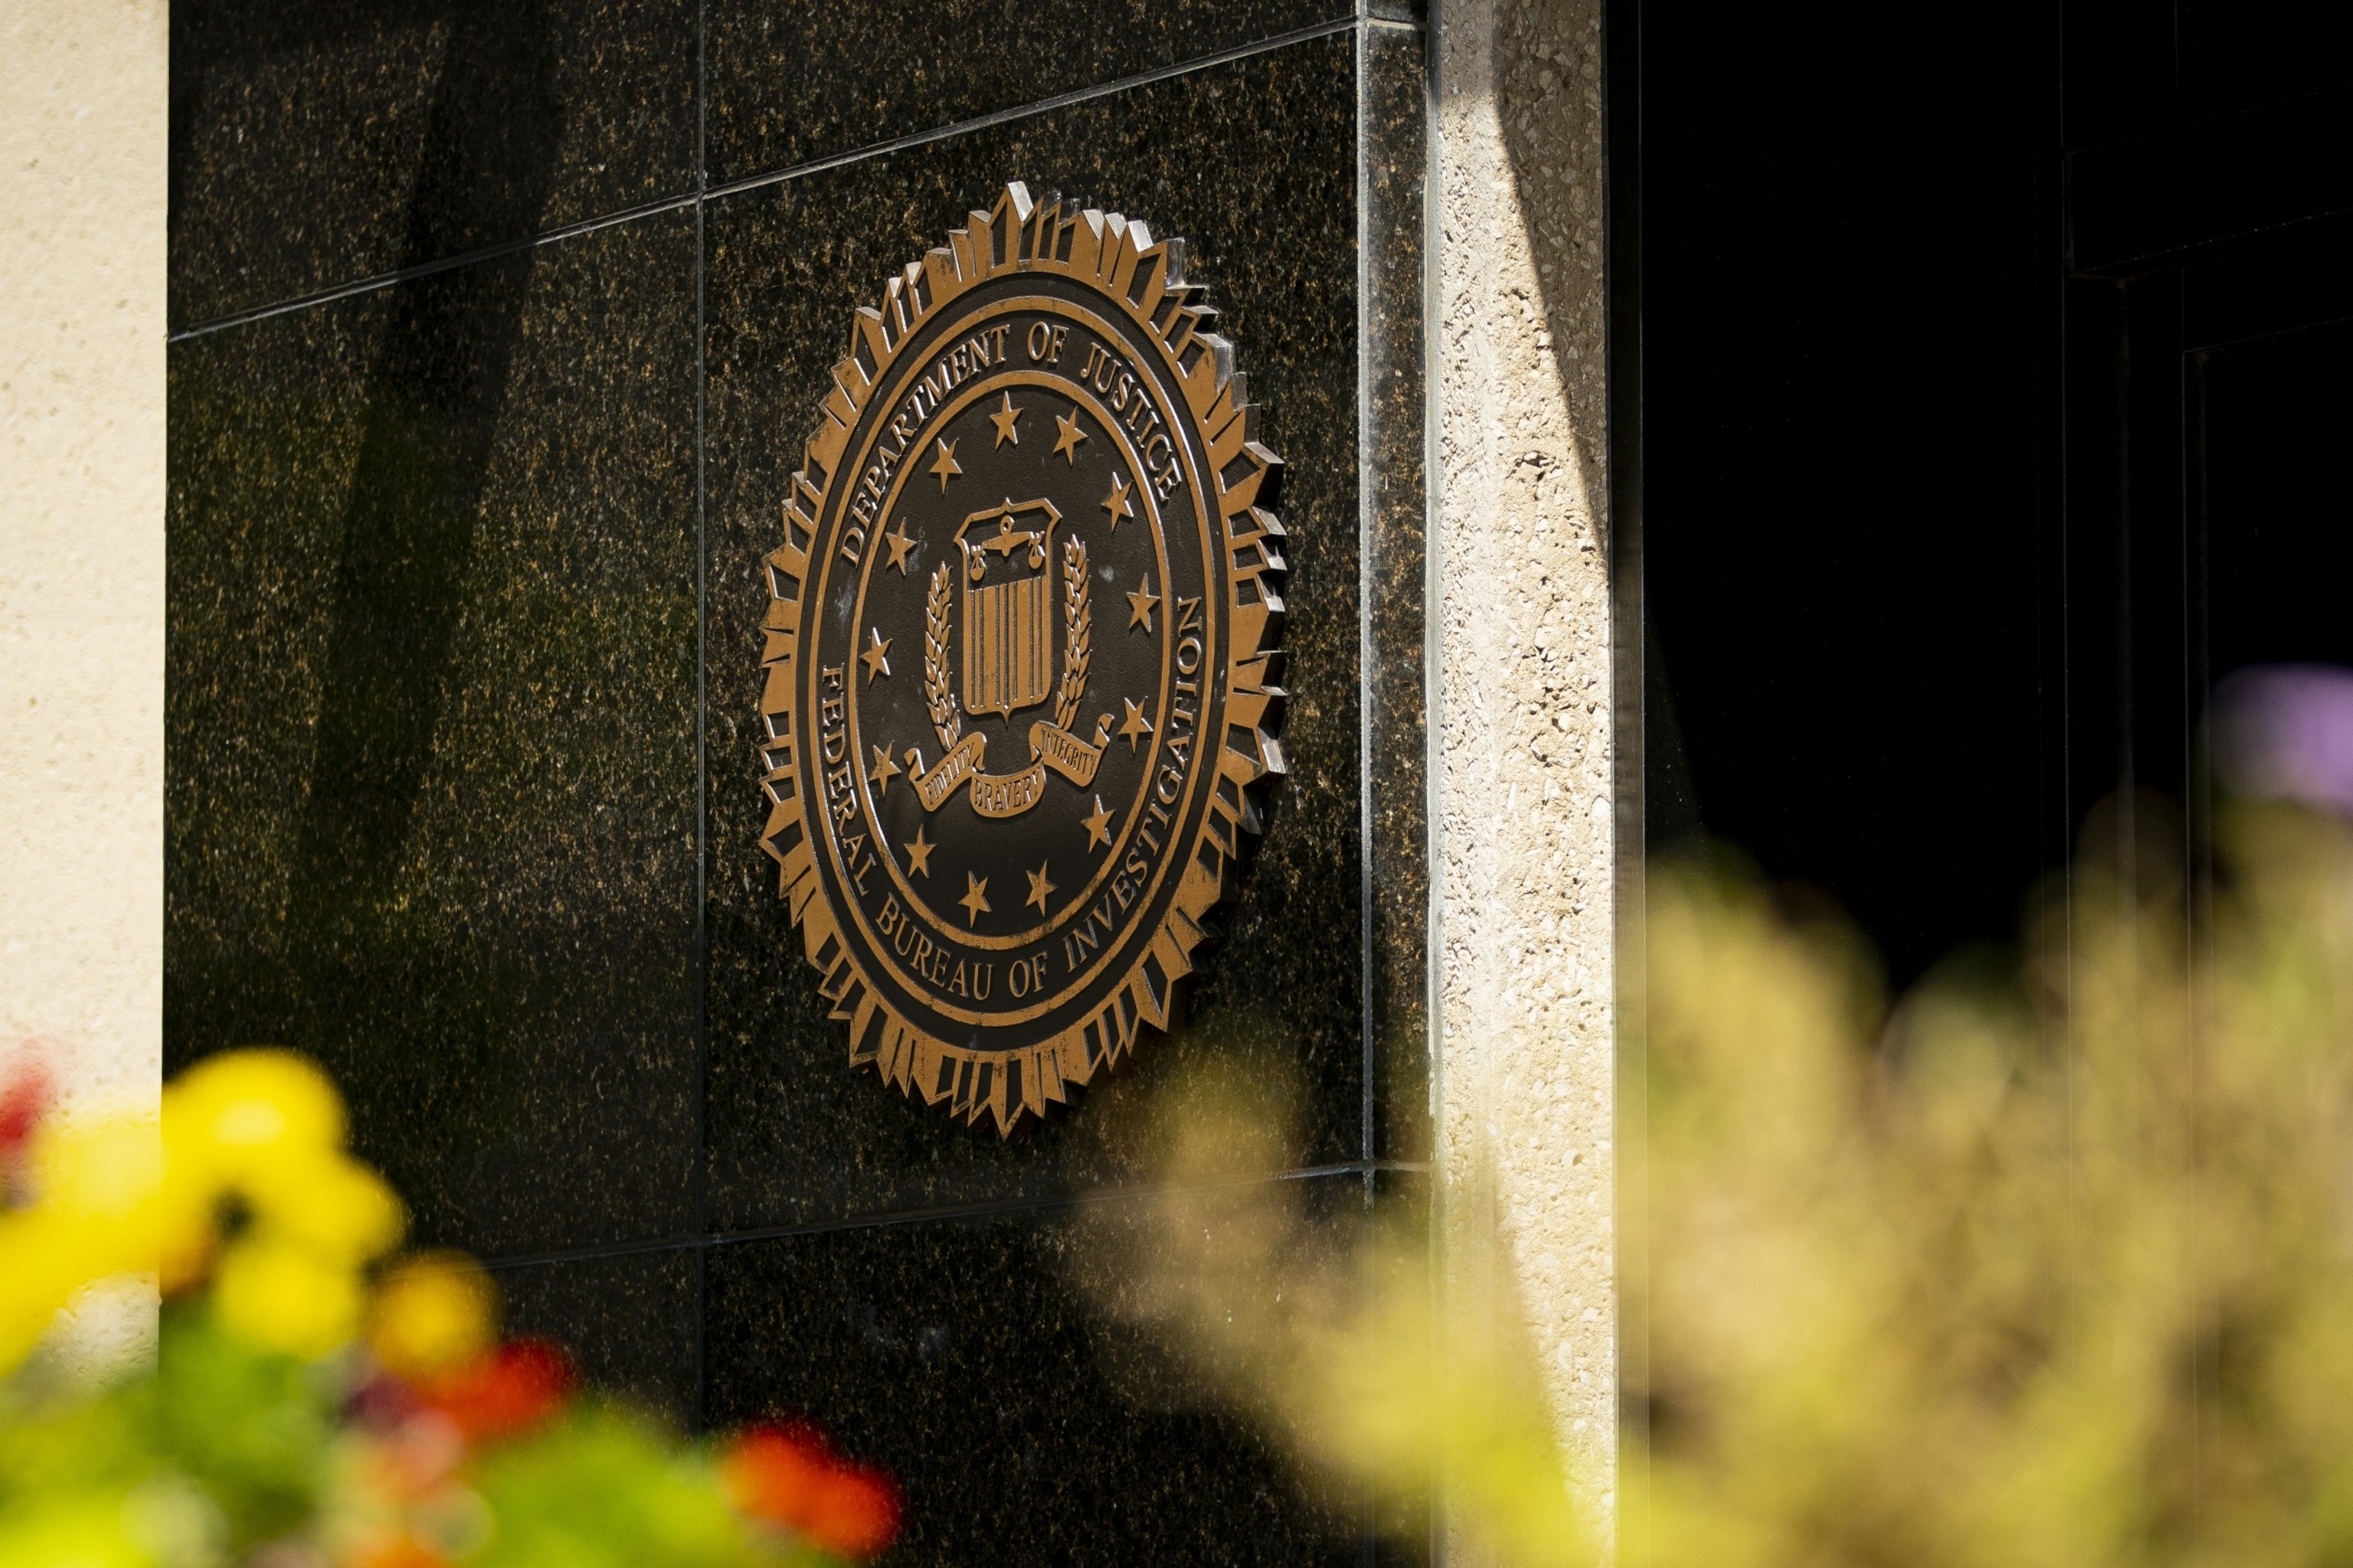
top-left (756, 182), bottom-right (1289, 1135)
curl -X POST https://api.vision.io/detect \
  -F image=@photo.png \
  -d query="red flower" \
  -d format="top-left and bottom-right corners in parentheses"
top-left (0, 1057), bottom-right (51, 1205)
top-left (348, 1534), bottom-right (450, 1568)
top-left (0, 1056), bottom-right (51, 1155)
top-left (799, 1465), bottom-right (901, 1562)
top-left (416, 1337), bottom-right (572, 1441)
top-left (721, 1422), bottom-right (901, 1560)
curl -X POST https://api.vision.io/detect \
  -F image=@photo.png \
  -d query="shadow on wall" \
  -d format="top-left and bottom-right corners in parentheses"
top-left (169, 1), bottom-right (695, 1250)
top-left (1497, 0), bottom-right (1608, 544)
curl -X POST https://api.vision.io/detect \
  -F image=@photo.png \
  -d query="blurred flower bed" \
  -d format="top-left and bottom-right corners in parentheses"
top-left (0, 1052), bottom-right (896, 1568)
top-left (17, 669), bottom-right (2353, 1567)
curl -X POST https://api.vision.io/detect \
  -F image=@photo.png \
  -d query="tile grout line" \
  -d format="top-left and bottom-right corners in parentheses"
top-left (690, 0), bottom-right (711, 1433)
top-left (166, 17), bottom-right (1360, 343)
top-left (1419, 18), bottom-right (1448, 1568)
top-left (469, 1161), bottom-right (1438, 1275)
top-left (167, 194), bottom-right (701, 341)
top-left (1351, 23), bottom-right (1379, 1568)
top-left (1355, 19), bottom-right (1378, 1187)
top-left (699, 15), bottom-right (1360, 204)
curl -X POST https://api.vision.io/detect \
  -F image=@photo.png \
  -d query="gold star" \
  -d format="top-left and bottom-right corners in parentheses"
top-left (958, 871), bottom-right (991, 925)
top-left (929, 436), bottom-right (962, 492)
top-left (903, 825), bottom-right (934, 878)
top-left (867, 744), bottom-right (902, 797)
top-left (861, 627), bottom-right (891, 682)
top-left (1126, 571), bottom-right (1160, 631)
top-left (1100, 470), bottom-right (1135, 530)
top-left (1025, 861), bottom-right (1057, 915)
top-left (1118, 696), bottom-right (1154, 752)
top-left (989, 392), bottom-right (1023, 447)
top-left (882, 517), bottom-right (916, 573)
top-left (1052, 409), bottom-right (1088, 463)
top-left (1081, 795), bottom-right (1114, 852)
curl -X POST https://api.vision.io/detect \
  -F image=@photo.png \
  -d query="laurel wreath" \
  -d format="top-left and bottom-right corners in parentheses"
top-left (924, 560), bottom-right (961, 752)
top-left (1055, 536), bottom-right (1090, 734)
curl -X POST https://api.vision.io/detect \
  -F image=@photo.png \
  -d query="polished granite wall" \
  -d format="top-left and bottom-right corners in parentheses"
top-left (167, 2), bottom-right (1426, 1559)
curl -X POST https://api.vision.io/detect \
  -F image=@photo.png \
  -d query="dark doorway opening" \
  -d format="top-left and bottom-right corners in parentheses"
top-left (1618, 0), bottom-right (2353, 989)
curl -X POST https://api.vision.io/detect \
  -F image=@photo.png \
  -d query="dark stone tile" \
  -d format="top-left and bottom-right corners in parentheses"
top-left (705, 0), bottom-right (1348, 186)
top-left (701, 34), bottom-right (1364, 1228)
top-left (1365, 25), bottom-right (1431, 1163)
top-left (165, 212), bottom-right (701, 1258)
top-left (702, 1178), bottom-right (1368, 1565)
top-left (169, 0), bottom-right (695, 327)
top-left (492, 1246), bottom-right (702, 1426)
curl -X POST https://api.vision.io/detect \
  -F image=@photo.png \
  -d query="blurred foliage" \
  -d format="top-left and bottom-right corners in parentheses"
top-left (1072, 1056), bottom-right (1593, 1566)
top-left (1091, 800), bottom-right (2353, 1567)
top-left (0, 1050), bottom-right (897, 1568)
top-left (1643, 800), bottom-right (2353, 1568)
top-left (20, 794), bottom-right (2353, 1564)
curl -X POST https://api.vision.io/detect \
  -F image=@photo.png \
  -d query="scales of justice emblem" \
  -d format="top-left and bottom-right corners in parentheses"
top-left (755, 182), bottom-right (1289, 1133)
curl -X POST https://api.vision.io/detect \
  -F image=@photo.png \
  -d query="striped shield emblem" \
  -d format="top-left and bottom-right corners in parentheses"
top-left (954, 499), bottom-right (1062, 721)
top-left (964, 571), bottom-right (1053, 719)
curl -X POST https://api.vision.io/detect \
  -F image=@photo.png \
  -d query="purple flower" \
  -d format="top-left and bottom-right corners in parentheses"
top-left (2213, 663), bottom-right (2353, 813)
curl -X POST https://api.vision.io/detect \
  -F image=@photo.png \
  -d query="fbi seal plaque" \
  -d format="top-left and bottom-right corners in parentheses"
top-left (756, 183), bottom-right (1288, 1134)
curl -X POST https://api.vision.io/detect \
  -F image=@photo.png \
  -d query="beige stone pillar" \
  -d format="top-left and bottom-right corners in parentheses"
top-left (1433, 0), bottom-right (1616, 1531)
top-left (0, 0), bottom-right (169, 1118)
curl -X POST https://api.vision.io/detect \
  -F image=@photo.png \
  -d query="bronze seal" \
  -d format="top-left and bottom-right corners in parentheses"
top-left (756, 183), bottom-right (1288, 1134)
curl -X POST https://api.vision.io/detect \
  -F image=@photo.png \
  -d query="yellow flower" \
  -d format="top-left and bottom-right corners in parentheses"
top-left (214, 1234), bottom-right (365, 1360)
top-left (161, 1049), bottom-right (395, 1290)
top-left (0, 1492), bottom-right (150, 1568)
top-left (0, 1212), bottom-right (87, 1373)
top-left (248, 1149), bottom-right (406, 1265)
top-left (368, 1252), bottom-right (498, 1380)
top-left (0, 1115), bottom-right (165, 1375)
top-left (32, 1115), bottom-right (162, 1268)
top-left (165, 1049), bottom-right (345, 1187)
top-left (155, 1170), bottom-right (218, 1295)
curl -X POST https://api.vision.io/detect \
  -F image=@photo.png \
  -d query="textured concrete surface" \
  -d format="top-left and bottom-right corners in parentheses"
top-left (1435, 0), bottom-right (1615, 1521)
top-left (0, 0), bottom-right (167, 1117)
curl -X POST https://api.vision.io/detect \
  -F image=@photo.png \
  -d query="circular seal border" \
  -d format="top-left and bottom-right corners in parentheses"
top-left (757, 182), bottom-right (1289, 1134)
